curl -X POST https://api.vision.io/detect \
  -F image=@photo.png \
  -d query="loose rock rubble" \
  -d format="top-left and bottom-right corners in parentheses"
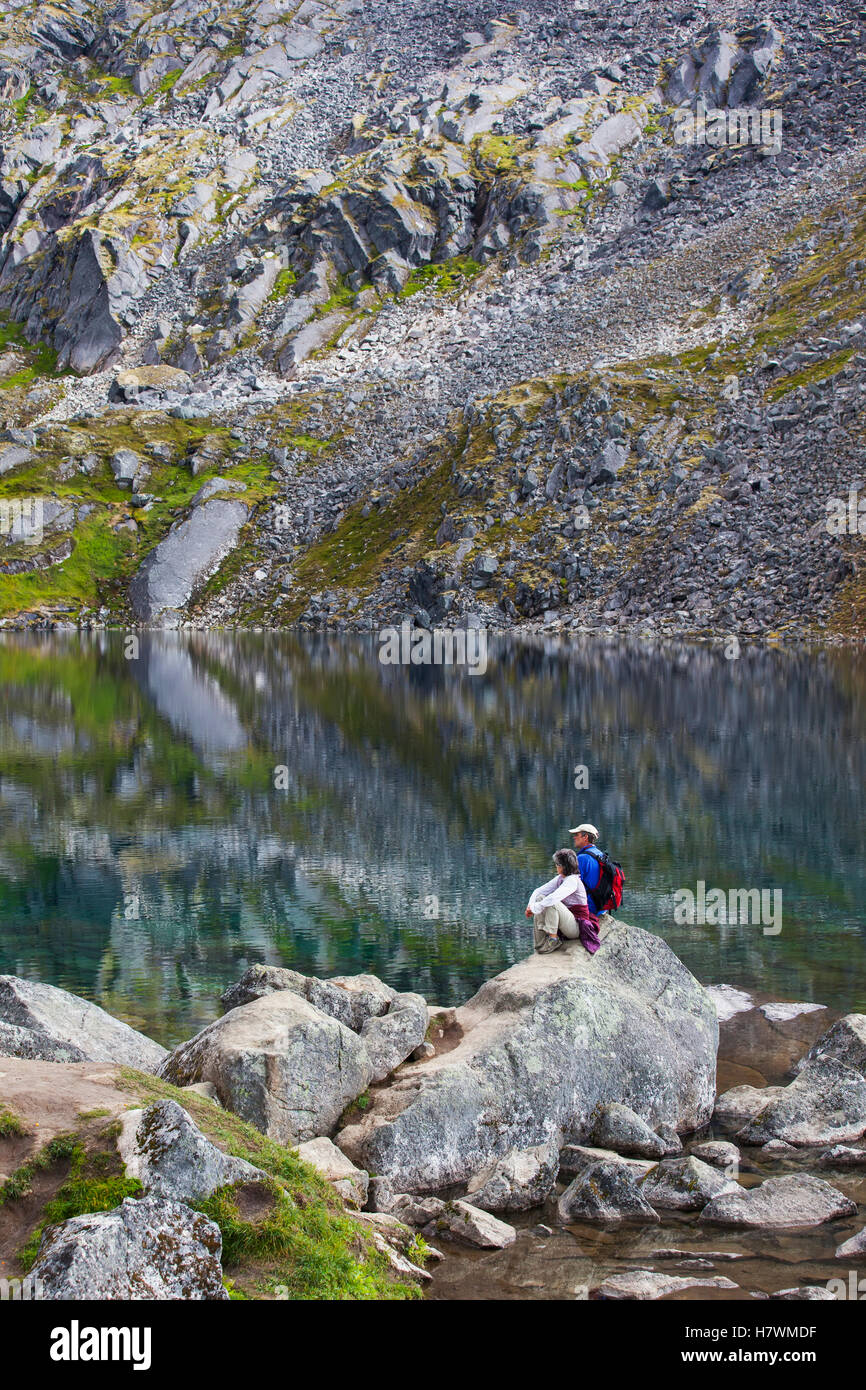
top-left (0, 2), bottom-right (862, 638)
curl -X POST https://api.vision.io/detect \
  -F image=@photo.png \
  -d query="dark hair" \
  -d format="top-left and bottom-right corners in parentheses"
top-left (554, 849), bottom-right (579, 875)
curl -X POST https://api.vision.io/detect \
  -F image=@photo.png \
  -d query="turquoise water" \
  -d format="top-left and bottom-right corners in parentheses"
top-left (0, 632), bottom-right (864, 1045)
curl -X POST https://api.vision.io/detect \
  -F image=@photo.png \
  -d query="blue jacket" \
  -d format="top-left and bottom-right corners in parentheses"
top-left (578, 846), bottom-right (607, 915)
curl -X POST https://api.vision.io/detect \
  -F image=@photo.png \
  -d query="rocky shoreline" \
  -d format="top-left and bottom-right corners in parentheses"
top-left (1, 921), bottom-right (865, 1300)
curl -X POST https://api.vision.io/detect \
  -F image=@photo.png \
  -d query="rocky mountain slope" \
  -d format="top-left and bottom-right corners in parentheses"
top-left (0, 0), bottom-right (864, 637)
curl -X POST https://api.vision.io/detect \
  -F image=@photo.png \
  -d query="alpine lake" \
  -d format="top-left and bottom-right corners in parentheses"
top-left (2, 630), bottom-right (865, 1300)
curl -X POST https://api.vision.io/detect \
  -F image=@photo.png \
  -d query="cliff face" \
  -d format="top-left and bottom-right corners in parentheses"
top-left (0, 1), bottom-right (864, 636)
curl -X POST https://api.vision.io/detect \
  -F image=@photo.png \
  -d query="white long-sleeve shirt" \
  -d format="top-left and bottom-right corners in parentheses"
top-left (527, 873), bottom-right (588, 914)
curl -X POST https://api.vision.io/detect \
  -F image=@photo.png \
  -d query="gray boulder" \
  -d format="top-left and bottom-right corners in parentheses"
top-left (558, 1144), bottom-right (656, 1181)
top-left (820, 1145), bottom-right (866, 1168)
top-left (424, 1199), bottom-right (516, 1249)
top-left (359, 992), bottom-right (428, 1083)
top-left (118, 1100), bottom-right (265, 1202)
top-left (295, 1137), bottom-right (369, 1208)
top-left (691, 1140), bottom-right (740, 1169)
top-left (110, 448), bottom-right (142, 488)
top-left (220, 965), bottom-right (396, 1030)
top-left (31, 1196), bottom-right (227, 1299)
top-left (128, 498), bottom-right (249, 624)
top-left (700, 1175), bottom-right (857, 1229)
top-left (389, 1194), bottom-right (446, 1227)
top-left (219, 965), bottom-right (422, 1079)
top-left (591, 1102), bottom-right (666, 1158)
top-left (158, 991), bottom-right (373, 1144)
top-left (464, 1140), bottom-right (559, 1212)
top-left (797, 1014), bottom-right (866, 1080)
top-left (771, 1286), bottom-right (837, 1301)
top-left (336, 923), bottom-right (717, 1193)
top-left (713, 1084), bottom-right (785, 1125)
top-left (737, 1057), bottom-right (866, 1147)
top-left (0, 975), bottom-right (166, 1071)
top-left (639, 1156), bottom-right (740, 1212)
top-left (558, 1159), bottom-right (659, 1224)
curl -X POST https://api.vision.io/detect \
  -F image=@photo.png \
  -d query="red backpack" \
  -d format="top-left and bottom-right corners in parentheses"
top-left (585, 847), bottom-right (625, 913)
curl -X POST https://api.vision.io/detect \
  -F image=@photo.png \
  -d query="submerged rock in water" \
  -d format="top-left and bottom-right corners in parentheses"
top-left (700, 1174), bottom-right (856, 1229)
top-left (736, 1057), bottom-right (866, 1147)
top-left (336, 922), bottom-right (717, 1193)
top-left (820, 1145), bottom-right (866, 1168)
top-left (835, 1226), bottom-right (866, 1259)
top-left (118, 1099), bottom-right (264, 1202)
top-left (771, 1286), bottom-right (836, 1300)
top-left (464, 1140), bottom-right (560, 1212)
top-left (0, 975), bottom-right (166, 1072)
top-left (31, 1196), bottom-right (227, 1300)
top-left (594, 1270), bottom-right (739, 1300)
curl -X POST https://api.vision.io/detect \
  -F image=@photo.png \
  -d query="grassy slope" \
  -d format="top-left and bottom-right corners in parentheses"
top-left (0, 1073), bottom-right (421, 1301)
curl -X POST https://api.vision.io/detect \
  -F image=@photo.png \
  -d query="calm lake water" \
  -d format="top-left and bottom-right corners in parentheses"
top-left (0, 631), bottom-right (864, 1046)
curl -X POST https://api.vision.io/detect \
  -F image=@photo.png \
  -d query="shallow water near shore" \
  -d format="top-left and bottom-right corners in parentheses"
top-left (0, 630), bottom-right (865, 1045)
top-left (430, 1002), bottom-right (866, 1302)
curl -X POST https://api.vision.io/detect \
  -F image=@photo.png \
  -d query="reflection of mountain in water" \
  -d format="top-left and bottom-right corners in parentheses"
top-left (0, 631), bottom-right (864, 1044)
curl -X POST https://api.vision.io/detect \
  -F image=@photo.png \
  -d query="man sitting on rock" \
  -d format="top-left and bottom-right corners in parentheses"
top-left (525, 849), bottom-right (601, 955)
top-left (570, 822), bottom-right (610, 920)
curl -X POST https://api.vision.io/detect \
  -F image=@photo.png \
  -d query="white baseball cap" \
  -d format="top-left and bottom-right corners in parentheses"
top-left (569, 822), bottom-right (599, 837)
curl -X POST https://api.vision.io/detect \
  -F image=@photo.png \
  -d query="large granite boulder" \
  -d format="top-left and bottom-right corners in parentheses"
top-left (214, 965), bottom-right (426, 1102)
top-left (159, 991), bottom-right (372, 1145)
top-left (0, 975), bottom-right (166, 1072)
top-left (118, 1100), bottom-right (265, 1202)
top-left (221, 964), bottom-right (396, 1031)
top-left (31, 1196), bottom-right (227, 1299)
top-left (336, 922), bottom-right (717, 1193)
top-left (128, 498), bottom-right (249, 625)
top-left (359, 993), bottom-right (428, 1083)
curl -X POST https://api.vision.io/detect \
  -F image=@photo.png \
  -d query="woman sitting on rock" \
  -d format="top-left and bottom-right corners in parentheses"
top-left (525, 849), bottom-right (601, 956)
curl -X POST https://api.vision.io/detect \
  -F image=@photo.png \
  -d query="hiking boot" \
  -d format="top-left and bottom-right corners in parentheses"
top-left (535, 933), bottom-right (563, 954)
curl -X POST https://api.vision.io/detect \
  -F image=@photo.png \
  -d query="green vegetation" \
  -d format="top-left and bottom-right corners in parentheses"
top-left (0, 317), bottom-right (61, 388)
top-left (0, 1071), bottom-right (420, 1299)
top-left (0, 1103), bottom-right (27, 1139)
top-left (16, 1135), bottom-right (142, 1268)
top-left (765, 347), bottom-right (854, 401)
top-left (116, 1070), bottom-right (419, 1299)
top-left (399, 255), bottom-right (482, 299)
top-left (0, 410), bottom-right (278, 621)
top-left (269, 268), bottom-right (297, 301)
